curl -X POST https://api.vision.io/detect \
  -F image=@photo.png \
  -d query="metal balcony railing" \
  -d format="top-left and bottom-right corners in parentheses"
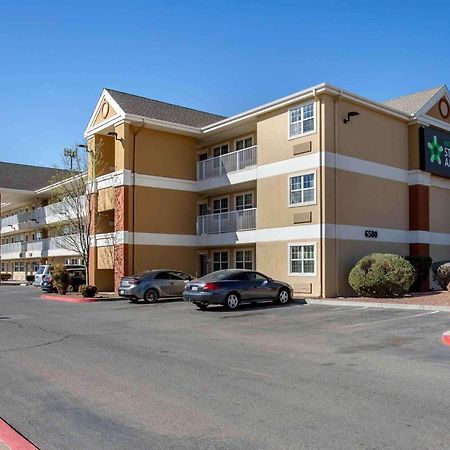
top-left (197, 208), bottom-right (256, 235)
top-left (197, 146), bottom-right (257, 180)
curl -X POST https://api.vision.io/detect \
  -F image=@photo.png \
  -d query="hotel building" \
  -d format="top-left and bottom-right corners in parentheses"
top-left (2, 83), bottom-right (450, 296)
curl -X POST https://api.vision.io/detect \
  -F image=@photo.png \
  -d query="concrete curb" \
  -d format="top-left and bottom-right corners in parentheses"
top-left (442, 331), bottom-right (450, 346)
top-left (304, 298), bottom-right (450, 312)
top-left (41, 294), bottom-right (98, 303)
top-left (0, 417), bottom-right (37, 449)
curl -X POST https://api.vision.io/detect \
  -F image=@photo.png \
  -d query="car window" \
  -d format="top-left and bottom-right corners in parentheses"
top-left (171, 271), bottom-right (191, 281)
top-left (154, 272), bottom-right (169, 280)
top-left (135, 270), bottom-right (152, 278)
top-left (227, 272), bottom-right (249, 281)
top-left (167, 271), bottom-right (184, 281)
top-left (199, 270), bottom-right (230, 281)
top-left (247, 272), bottom-right (268, 282)
top-left (36, 266), bottom-right (46, 274)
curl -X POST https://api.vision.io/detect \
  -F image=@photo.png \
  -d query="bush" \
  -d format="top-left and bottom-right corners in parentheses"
top-left (0, 273), bottom-right (12, 281)
top-left (405, 256), bottom-right (432, 292)
top-left (349, 253), bottom-right (415, 298)
top-left (52, 264), bottom-right (70, 295)
top-left (26, 274), bottom-right (35, 283)
top-left (431, 261), bottom-right (450, 290)
top-left (79, 285), bottom-right (97, 298)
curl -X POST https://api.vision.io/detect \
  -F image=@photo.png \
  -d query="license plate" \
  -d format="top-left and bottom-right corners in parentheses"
top-left (191, 286), bottom-right (198, 291)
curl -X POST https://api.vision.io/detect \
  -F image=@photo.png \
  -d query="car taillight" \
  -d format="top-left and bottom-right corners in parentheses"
top-left (131, 278), bottom-right (141, 285)
top-left (203, 283), bottom-right (219, 291)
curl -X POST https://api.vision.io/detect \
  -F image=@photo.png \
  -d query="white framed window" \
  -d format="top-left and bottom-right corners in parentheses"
top-left (289, 102), bottom-right (315, 138)
top-left (212, 143), bottom-right (229, 157)
top-left (235, 192), bottom-right (253, 211)
top-left (213, 251), bottom-right (229, 271)
top-left (235, 249), bottom-right (254, 270)
top-left (1, 262), bottom-right (6, 272)
top-left (212, 197), bottom-right (229, 214)
top-left (289, 243), bottom-right (316, 276)
top-left (289, 172), bottom-right (316, 206)
top-left (235, 135), bottom-right (253, 151)
top-left (13, 261), bottom-right (25, 272)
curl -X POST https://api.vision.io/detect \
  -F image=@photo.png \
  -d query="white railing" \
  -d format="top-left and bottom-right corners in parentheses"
top-left (197, 208), bottom-right (256, 235)
top-left (0, 235), bottom-right (81, 259)
top-left (197, 146), bottom-right (257, 180)
top-left (1, 197), bottom-right (86, 233)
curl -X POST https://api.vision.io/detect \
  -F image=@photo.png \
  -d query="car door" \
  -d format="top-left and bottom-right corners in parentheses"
top-left (153, 271), bottom-right (174, 297)
top-left (227, 271), bottom-right (254, 301)
top-left (246, 271), bottom-right (274, 300)
top-left (168, 271), bottom-right (191, 296)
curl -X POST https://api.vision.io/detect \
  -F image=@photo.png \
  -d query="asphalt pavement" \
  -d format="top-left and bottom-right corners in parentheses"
top-left (0, 285), bottom-right (449, 449)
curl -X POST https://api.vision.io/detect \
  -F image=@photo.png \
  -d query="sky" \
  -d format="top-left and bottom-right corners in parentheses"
top-left (1, 0), bottom-right (449, 168)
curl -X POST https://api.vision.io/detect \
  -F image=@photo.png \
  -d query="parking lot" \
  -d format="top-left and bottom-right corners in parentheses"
top-left (0, 285), bottom-right (449, 449)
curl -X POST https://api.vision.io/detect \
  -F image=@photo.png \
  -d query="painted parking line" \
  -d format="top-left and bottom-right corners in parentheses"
top-left (339, 310), bottom-right (440, 329)
top-left (442, 331), bottom-right (450, 347)
top-left (0, 418), bottom-right (37, 450)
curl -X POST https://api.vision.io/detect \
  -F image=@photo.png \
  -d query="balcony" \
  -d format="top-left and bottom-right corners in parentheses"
top-left (197, 146), bottom-right (257, 181)
top-left (197, 208), bottom-right (256, 235)
top-left (1, 197), bottom-right (86, 234)
top-left (0, 236), bottom-right (80, 259)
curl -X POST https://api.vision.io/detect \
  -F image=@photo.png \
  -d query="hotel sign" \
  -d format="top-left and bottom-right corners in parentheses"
top-left (420, 126), bottom-right (450, 178)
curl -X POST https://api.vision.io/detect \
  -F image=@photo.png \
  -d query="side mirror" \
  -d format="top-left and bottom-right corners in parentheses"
top-left (267, 277), bottom-right (273, 282)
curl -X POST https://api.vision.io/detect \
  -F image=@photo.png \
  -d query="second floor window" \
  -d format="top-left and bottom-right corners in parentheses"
top-left (289, 173), bottom-right (315, 206)
top-left (235, 193), bottom-right (253, 211)
top-left (235, 136), bottom-right (253, 151)
top-left (289, 103), bottom-right (315, 138)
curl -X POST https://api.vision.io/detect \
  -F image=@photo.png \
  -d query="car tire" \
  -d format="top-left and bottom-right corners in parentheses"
top-left (196, 303), bottom-right (208, 311)
top-left (224, 292), bottom-right (240, 310)
top-left (129, 298), bottom-right (139, 303)
top-left (276, 288), bottom-right (291, 305)
top-left (144, 289), bottom-right (159, 303)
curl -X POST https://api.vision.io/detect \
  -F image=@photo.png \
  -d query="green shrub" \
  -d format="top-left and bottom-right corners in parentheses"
top-left (26, 274), bottom-right (35, 283)
top-left (349, 253), bottom-right (415, 298)
top-left (52, 264), bottom-right (70, 295)
top-left (0, 273), bottom-right (12, 281)
top-left (79, 284), bottom-right (97, 298)
top-left (431, 261), bottom-right (450, 290)
top-left (405, 256), bottom-right (432, 292)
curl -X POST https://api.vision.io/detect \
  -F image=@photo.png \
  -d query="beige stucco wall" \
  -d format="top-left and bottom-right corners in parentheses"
top-left (337, 99), bottom-right (409, 169)
top-left (256, 240), bottom-right (321, 296)
top-left (97, 187), bottom-right (115, 212)
top-left (429, 186), bottom-right (450, 233)
top-left (134, 186), bottom-right (197, 234)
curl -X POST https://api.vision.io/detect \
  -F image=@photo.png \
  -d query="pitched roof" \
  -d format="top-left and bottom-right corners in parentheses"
top-left (383, 86), bottom-right (444, 115)
top-left (106, 88), bottom-right (226, 128)
top-left (0, 162), bottom-right (70, 192)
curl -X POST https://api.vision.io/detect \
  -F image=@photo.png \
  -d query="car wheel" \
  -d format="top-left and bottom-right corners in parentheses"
top-left (129, 298), bottom-right (139, 303)
top-left (67, 285), bottom-right (74, 294)
top-left (276, 288), bottom-right (291, 305)
top-left (196, 303), bottom-right (208, 311)
top-left (144, 289), bottom-right (158, 303)
top-left (224, 293), bottom-right (240, 310)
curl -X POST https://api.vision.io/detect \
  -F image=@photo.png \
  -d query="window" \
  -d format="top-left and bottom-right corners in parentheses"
top-left (235, 250), bottom-right (254, 270)
top-left (213, 251), bottom-right (229, 271)
top-left (198, 203), bottom-right (208, 216)
top-left (213, 143), bottom-right (229, 157)
top-left (289, 173), bottom-right (315, 206)
top-left (213, 197), bottom-right (229, 214)
top-left (247, 272), bottom-right (268, 282)
top-left (13, 261), bottom-right (25, 272)
top-left (1, 262), bottom-right (6, 272)
top-left (235, 136), bottom-right (253, 151)
top-left (289, 103), bottom-right (315, 138)
top-left (198, 152), bottom-right (208, 161)
top-left (228, 272), bottom-right (249, 281)
top-left (289, 244), bottom-right (316, 275)
top-left (235, 193), bottom-right (253, 211)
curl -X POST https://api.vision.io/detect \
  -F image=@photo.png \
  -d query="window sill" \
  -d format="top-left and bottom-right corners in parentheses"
top-left (288, 130), bottom-right (316, 141)
top-left (288, 201), bottom-right (317, 208)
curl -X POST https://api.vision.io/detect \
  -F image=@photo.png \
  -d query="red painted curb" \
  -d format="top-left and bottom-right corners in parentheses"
top-left (0, 418), bottom-right (37, 450)
top-left (41, 294), bottom-right (97, 303)
top-left (442, 331), bottom-right (450, 347)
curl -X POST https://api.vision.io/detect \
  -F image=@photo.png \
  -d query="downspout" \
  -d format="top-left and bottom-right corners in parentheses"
top-left (334, 91), bottom-right (342, 296)
top-left (131, 120), bottom-right (145, 275)
top-left (313, 88), bottom-right (324, 298)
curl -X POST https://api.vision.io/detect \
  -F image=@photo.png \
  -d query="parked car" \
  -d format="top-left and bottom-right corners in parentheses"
top-left (41, 267), bottom-right (87, 293)
top-left (183, 269), bottom-right (293, 310)
top-left (34, 264), bottom-right (85, 287)
top-left (118, 269), bottom-right (193, 303)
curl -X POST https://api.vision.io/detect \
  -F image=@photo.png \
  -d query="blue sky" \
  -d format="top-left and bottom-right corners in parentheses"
top-left (1, 0), bottom-right (449, 168)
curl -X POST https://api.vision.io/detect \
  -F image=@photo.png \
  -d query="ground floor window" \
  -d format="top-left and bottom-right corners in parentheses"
top-left (235, 249), bottom-right (254, 270)
top-left (213, 251), bottom-right (229, 271)
top-left (13, 261), bottom-right (25, 272)
top-left (289, 244), bottom-right (316, 275)
top-left (1, 262), bottom-right (7, 272)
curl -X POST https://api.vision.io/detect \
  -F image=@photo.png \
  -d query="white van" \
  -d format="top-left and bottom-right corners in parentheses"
top-left (33, 264), bottom-right (86, 287)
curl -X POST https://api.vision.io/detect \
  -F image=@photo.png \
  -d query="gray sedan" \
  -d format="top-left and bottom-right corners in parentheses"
top-left (119, 269), bottom-right (193, 303)
top-left (183, 269), bottom-right (293, 310)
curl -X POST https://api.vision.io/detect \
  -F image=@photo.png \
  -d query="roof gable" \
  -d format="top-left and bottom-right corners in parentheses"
top-left (383, 86), bottom-right (445, 115)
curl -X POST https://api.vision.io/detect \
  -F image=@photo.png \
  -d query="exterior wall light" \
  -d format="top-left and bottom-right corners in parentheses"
top-left (107, 131), bottom-right (121, 141)
top-left (344, 111), bottom-right (360, 124)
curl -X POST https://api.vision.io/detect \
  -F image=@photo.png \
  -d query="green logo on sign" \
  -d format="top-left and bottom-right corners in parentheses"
top-left (427, 135), bottom-right (443, 164)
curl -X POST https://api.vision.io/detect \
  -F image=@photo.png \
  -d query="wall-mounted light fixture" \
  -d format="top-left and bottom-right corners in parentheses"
top-left (343, 111), bottom-right (360, 124)
top-left (107, 131), bottom-right (121, 141)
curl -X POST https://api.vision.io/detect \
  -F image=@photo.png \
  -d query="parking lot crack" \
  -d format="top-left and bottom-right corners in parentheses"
top-left (0, 334), bottom-right (74, 354)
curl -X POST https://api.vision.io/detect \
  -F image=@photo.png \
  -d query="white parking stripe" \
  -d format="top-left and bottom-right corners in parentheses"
top-left (340, 310), bottom-right (440, 328)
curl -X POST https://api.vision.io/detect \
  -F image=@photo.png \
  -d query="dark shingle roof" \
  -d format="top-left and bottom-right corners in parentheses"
top-left (106, 88), bottom-right (226, 128)
top-left (383, 86), bottom-right (444, 115)
top-left (0, 162), bottom-right (69, 191)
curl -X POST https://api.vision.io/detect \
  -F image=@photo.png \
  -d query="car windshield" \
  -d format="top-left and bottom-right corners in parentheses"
top-left (198, 270), bottom-right (238, 282)
top-left (36, 266), bottom-right (46, 274)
